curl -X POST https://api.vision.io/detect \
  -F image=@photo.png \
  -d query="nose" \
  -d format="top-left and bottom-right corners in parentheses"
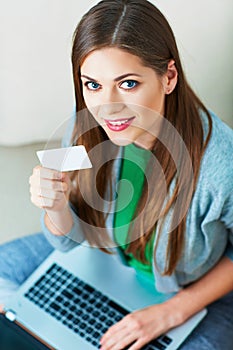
top-left (99, 88), bottom-right (125, 117)
top-left (101, 102), bottom-right (125, 117)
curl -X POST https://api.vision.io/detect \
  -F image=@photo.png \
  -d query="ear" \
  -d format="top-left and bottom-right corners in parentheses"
top-left (162, 60), bottom-right (178, 94)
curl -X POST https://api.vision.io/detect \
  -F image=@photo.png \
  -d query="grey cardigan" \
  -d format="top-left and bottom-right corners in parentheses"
top-left (41, 111), bottom-right (233, 293)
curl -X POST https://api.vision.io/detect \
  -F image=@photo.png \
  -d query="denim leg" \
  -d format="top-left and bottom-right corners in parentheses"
top-left (179, 291), bottom-right (233, 350)
top-left (0, 233), bottom-right (54, 286)
top-left (0, 278), bottom-right (20, 305)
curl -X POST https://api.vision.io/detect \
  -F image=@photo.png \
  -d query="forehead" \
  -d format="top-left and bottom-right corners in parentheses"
top-left (80, 47), bottom-right (149, 77)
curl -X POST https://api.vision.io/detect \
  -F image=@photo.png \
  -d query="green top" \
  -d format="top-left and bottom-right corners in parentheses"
top-left (114, 143), bottom-right (155, 282)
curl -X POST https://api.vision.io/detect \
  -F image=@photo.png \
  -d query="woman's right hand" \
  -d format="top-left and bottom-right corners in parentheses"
top-left (29, 166), bottom-right (73, 235)
top-left (29, 165), bottom-right (71, 212)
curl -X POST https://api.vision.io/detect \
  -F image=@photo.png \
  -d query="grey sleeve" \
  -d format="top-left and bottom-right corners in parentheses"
top-left (222, 190), bottom-right (233, 261)
top-left (40, 206), bottom-right (85, 252)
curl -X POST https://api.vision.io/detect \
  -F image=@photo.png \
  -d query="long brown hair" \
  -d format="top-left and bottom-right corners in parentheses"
top-left (70, 0), bottom-right (212, 275)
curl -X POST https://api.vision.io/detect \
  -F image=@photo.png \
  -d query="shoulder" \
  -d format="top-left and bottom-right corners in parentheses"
top-left (198, 110), bottom-right (233, 195)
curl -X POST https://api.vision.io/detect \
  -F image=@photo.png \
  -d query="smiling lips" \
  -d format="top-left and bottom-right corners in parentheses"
top-left (104, 117), bottom-right (135, 131)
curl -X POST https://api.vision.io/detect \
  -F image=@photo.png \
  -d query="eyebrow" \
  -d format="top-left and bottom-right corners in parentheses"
top-left (80, 73), bottom-right (142, 82)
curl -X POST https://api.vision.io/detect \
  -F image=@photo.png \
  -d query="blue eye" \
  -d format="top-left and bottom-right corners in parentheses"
top-left (85, 81), bottom-right (100, 91)
top-left (120, 80), bottom-right (138, 90)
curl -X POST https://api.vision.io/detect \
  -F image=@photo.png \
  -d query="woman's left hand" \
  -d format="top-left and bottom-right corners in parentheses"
top-left (99, 302), bottom-right (181, 350)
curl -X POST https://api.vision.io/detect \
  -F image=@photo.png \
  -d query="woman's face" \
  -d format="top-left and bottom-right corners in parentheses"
top-left (80, 47), bottom-right (167, 149)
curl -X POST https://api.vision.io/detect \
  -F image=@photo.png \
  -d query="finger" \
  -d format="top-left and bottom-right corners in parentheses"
top-left (101, 331), bottom-right (138, 350)
top-left (30, 195), bottom-right (57, 209)
top-left (101, 316), bottom-right (128, 341)
top-left (0, 304), bottom-right (4, 313)
top-left (36, 188), bottom-right (66, 201)
top-left (29, 178), bottom-right (68, 192)
top-left (128, 337), bottom-right (149, 350)
top-left (62, 172), bottom-right (71, 184)
top-left (100, 324), bottom-right (133, 350)
top-left (30, 186), bottom-right (63, 200)
top-left (32, 166), bottom-right (64, 181)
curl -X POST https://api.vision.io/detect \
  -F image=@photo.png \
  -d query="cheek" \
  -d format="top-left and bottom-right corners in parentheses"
top-left (131, 88), bottom-right (154, 106)
top-left (145, 91), bottom-right (165, 114)
top-left (82, 91), bottom-right (90, 107)
top-left (83, 93), bottom-right (103, 116)
top-left (82, 92), bottom-right (96, 112)
top-left (85, 101), bottom-right (101, 121)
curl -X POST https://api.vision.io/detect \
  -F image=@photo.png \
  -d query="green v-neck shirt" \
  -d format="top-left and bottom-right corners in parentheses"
top-left (114, 143), bottom-right (155, 281)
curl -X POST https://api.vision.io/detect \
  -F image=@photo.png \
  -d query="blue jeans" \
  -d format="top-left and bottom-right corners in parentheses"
top-left (0, 233), bottom-right (232, 349)
top-left (0, 233), bottom-right (54, 305)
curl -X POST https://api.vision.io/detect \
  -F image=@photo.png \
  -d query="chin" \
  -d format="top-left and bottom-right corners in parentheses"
top-left (109, 137), bottom-right (133, 147)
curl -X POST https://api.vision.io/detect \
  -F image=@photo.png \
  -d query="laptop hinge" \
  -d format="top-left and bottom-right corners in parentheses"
top-left (5, 310), bottom-right (17, 322)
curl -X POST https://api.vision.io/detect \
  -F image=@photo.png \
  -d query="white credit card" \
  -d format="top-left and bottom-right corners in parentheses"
top-left (36, 146), bottom-right (92, 172)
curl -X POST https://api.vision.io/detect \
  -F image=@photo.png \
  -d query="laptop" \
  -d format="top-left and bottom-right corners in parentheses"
top-left (2, 244), bottom-right (207, 350)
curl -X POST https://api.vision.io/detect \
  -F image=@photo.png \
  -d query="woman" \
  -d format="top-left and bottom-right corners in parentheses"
top-left (1, 1), bottom-right (233, 349)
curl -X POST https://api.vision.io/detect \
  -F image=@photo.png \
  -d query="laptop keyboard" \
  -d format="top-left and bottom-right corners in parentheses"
top-left (24, 263), bottom-right (173, 350)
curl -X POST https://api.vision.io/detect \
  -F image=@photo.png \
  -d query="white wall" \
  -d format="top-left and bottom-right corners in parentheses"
top-left (154, 0), bottom-right (233, 128)
top-left (0, 0), bottom-right (232, 146)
